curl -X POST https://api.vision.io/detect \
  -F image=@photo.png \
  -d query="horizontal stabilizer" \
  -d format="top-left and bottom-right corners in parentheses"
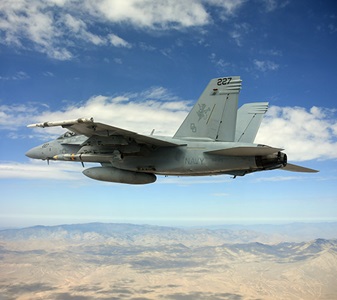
top-left (282, 163), bottom-right (319, 173)
top-left (206, 146), bottom-right (283, 156)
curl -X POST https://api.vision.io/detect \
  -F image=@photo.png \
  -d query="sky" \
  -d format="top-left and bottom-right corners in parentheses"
top-left (0, 0), bottom-right (337, 228)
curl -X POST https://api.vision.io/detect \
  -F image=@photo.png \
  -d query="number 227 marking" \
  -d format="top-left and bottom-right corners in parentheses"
top-left (217, 77), bottom-right (232, 86)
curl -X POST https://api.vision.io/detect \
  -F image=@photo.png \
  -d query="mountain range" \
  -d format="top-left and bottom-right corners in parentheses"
top-left (1, 221), bottom-right (337, 245)
top-left (1, 222), bottom-right (337, 299)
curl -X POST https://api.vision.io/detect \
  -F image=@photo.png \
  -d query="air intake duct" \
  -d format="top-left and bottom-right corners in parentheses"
top-left (255, 152), bottom-right (287, 170)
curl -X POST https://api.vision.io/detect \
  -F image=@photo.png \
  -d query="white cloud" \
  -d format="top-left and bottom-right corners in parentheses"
top-left (229, 22), bottom-right (250, 46)
top-left (108, 34), bottom-right (131, 48)
top-left (260, 0), bottom-right (278, 12)
top-left (90, 0), bottom-right (210, 29)
top-left (0, 86), bottom-right (191, 137)
top-left (157, 176), bottom-right (233, 185)
top-left (0, 103), bottom-right (41, 130)
top-left (0, 160), bottom-right (235, 183)
top-left (0, 0), bottom-right (246, 60)
top-left (0, 71), bottom-right (29, 80)
top-left (0, 0), bottom-right (71, 60)
top-left (253, 59), bottom-right (279, 72)
top-left (209, 53), bottom-right (232, 72)
top-left (0, 160), bottom-right (84, 181)
top-left (43, 71), bottom-right (55, 77)
top-left (256, 106), bottom-right (337, 161)
top-left (211, 192), bottom-right (230, 197)
top-left (62, 14), bottom-right (106, 46)
top-left (254, 175), bottom-right (307, 182)
top-left (260, 0), bottom-right (289, 12)
top-left (2, 89), bottom-right (336, 163)
top-left (43, 91), bottom-right (190, 136)
top-left (139, 42), bottom-right (156, 52)
top-left (113, 58), bottom-right (123, 64)
top-left (205, 0), bottom-right (246, 19)
top-left (260, 49), bottom-right (283, 56)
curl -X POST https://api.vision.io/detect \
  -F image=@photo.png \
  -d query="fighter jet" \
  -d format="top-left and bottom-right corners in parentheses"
top-left (26, 76), bottom-right (318, 184)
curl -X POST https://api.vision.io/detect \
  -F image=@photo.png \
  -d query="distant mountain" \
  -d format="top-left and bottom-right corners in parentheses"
top-left (0, 223), bottom-right (271, 246)
top-left (0, 222), bottom-right (336, 246)
top-left (216, 239), bottom-right (337, 262)
top-left (204, 222), bottom-right (337, 242)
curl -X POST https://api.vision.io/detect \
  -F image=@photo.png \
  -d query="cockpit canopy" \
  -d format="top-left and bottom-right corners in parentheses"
top-left (57, 131), bottom-right (77, 139)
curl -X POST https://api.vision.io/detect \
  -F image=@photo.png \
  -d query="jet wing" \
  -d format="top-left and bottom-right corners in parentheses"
top-left (27, 118), bottom-right (182, 147)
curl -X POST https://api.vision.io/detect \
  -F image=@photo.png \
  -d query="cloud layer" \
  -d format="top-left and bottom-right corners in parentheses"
top-left (0, 160), bottom-right (84, 181)
top-left (256, 106), bottom-right (337, 161)
top-left (0, 86), bottom-right (191, 137)
top-left (1, 87), bottom-right (337, 162)
top-left (1, 87), bottom-right (336, 182)
top-left (0, 0), bottom-right (246, 60)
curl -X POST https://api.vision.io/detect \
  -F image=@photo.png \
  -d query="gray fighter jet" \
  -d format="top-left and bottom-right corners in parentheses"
top-left (26, 76), bottom-right (318, 184)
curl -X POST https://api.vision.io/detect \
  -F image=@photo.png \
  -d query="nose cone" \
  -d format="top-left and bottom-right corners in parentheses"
top-left (25, 146), bottom-right (42, 159)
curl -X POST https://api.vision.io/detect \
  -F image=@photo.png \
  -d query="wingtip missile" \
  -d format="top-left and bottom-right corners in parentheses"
top-left (27, 117), bottom-right (94, 128)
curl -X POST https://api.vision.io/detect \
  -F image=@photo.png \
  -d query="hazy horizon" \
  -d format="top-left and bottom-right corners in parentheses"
top-left (1, 219), bottom-right (337, 230)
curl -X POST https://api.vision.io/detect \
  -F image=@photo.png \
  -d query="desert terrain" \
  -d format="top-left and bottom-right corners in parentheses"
top-left (1, 223), bottom-right (337, 300)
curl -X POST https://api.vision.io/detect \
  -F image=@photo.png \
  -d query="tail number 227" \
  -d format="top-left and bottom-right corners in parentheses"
top-left (217, 77), bottom-right (232, 86)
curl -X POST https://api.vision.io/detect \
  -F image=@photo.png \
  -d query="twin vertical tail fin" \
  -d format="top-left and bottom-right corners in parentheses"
top-left (173, 76), bottom-right (242, 141)
top-left (235, 102), bottom-right (269, 143)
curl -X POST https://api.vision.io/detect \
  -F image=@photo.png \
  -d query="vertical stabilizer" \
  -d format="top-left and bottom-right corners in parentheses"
top-left (235, 102), bottom-right (269, 143)
top-left (174, 76), bottom-right (242, 141)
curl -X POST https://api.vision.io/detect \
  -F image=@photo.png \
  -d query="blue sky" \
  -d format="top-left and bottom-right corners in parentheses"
top-left (1, 0), bottom-right (337, 228)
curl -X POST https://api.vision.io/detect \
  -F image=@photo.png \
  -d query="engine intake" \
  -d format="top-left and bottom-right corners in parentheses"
top-left (255, 152), bottom-right (287, 170)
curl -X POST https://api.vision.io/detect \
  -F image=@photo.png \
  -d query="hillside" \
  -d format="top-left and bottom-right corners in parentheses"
top-left (1, 223), bottom-right (337, 299)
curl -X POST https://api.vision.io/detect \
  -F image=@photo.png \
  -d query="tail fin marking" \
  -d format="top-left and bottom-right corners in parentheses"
top-left (173, 76), bottom-right (242, 141)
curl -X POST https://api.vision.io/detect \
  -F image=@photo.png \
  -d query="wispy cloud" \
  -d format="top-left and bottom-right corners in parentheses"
top-left (108, 34), bottom-right (132, 48)
top-left (211, 192), bottom-right (230, 197)
top-left (206, 0), bottom-right (247, 20)
top-left (42, 71), bottom-right (55, 77)
top-left (259, 0), bottom-right (289, 12)
top-left (0, 86), bottom-right (191, 137)
top-left (0, 0), bottom-right (246, 60)
top-left (253, 59), bottom-right (279, 72)
top-left (0, 160), bottom-right (234, 184)
top-left (158, 176), bottom-right (233, 186)
top-left (0, 160), bottom-right (85, 181)
top-left (0, 71), bottom-right (29, 80)
top-left (253, 175), bottom-right (305, 182)
top-left (229, 22), bottom-right (251, 46)
top-left (209, 53), bottom-right (233, 73)
top-left (61, 13), bottom-right (106, 46)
